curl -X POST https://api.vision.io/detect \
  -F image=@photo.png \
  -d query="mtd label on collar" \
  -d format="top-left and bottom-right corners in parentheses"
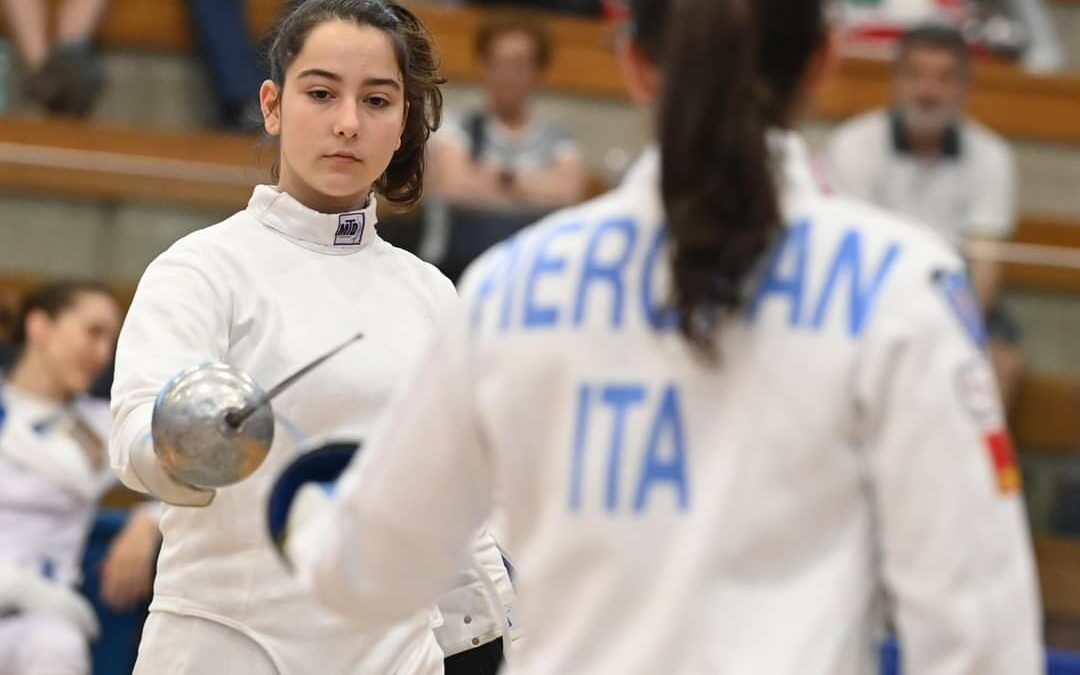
top-left (335, 212), bottom-right (366, 246)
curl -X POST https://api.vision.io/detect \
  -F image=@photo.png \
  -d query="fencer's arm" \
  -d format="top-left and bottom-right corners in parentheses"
top-left (290, 312), bottom-right (493, 632)
top-left (854, 267), bottom-right (1042, 674)
top-left (110, 242), bottom-right (229, 506)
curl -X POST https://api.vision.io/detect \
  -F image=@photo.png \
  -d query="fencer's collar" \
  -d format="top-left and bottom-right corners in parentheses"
top-left (768, 129), bottom-right (828, 199)
top-left (619, 130), bottom-right (826, 214)
top-left (247, 185), bottom-right (379, 255)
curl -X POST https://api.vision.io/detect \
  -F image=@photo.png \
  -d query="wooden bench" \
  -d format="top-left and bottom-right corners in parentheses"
top-left (0, 115), bottom-right (266, 212)
top-left (1019, 376), bottom-right (1080, 634)
top-left (4, 1), bottom-right (1080, 145)
top-left (2, 112), bottom-right (1080, 291)
top-left (1005, 217), bottom-right (1080, 295)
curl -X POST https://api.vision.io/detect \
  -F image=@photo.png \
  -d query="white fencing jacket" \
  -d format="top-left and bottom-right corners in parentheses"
top-left (291, 134), bottom-right (1042, 675)
top-left (110, 186), bottom-right (511, 674)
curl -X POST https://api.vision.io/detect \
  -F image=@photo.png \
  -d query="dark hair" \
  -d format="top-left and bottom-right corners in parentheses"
top-left (11, 280), bottom-right (114, 355)
top-left (474, 12), bottom-right (554, 71)
top-left (897, 23), bottom-right (971, 75)
top-left (266, 0), bottom-right (445, 208)
top-left (630, 0), bottom-right (827, 356)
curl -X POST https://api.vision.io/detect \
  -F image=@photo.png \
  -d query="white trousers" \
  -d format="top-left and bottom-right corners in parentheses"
top-left (0, 614), bottom-right (89, 675)
top-left (134, 611), bottom-right (446, 675)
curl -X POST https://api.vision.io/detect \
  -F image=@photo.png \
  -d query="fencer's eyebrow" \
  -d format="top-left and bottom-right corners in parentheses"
top-left (297, 69), bottom-right (402, 90)
top-left (298, 68), bottom-right (343, 81)
top-left (363, 77), bottom-right (402, 91)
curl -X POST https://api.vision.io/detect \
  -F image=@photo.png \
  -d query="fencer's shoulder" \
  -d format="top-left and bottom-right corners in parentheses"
top-left (146, 211), bottom-right (251, 270)
top-left (457, 190), bottom-right (626, 299)
top-left (371, 237), bottom-right (458, 306)
top-left (532, 185), bottom-right (640, 241)
top-left (812, 192), bottom-right (965, 280)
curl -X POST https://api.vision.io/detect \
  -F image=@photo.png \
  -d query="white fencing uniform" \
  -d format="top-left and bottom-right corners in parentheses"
top-left (110, 185), bottom-right (512, 675)
top-left (0, 385), bottom-right (113, 675)
top-left (290, 133), bottom-right (1042, 675)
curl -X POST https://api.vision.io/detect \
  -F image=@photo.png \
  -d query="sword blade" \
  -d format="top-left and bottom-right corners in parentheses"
top-left (225, 332), bottom-right (364, 428)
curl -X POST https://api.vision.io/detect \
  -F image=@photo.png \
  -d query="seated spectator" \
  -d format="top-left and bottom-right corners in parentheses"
top-left (826, 23), bottom-right (1024, 406)
top-left (0, 0), bottom-right (109, 116)
top-left (423, 12), bottom-right (588, 281)
top-left (0, 281), bottom-right (159, 675)
top-left (185, 0), bottom-right (267, 131)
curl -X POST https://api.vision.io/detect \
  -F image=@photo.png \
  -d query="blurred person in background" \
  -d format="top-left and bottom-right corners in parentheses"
top-left (826, 23), bottom-right (1024, 406)
top-left (422, 11), bottom-right (588, 282)
top-left (0, 0), bottom-right (109, 116)
top-left (0, 281), bottom-right (159, 675)
top-left (185, 0), bottom-right (268, 131)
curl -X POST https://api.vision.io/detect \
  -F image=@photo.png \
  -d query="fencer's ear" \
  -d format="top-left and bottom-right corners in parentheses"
top-left (615, 33), bottom-right (659, 106)
top-left (261, 80), bottom-right (282, 137)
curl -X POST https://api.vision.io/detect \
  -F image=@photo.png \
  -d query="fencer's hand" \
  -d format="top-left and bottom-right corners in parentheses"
top-left (267, 441), bottom-right (360, 565)
top-left (130, 435), bottom-right (216, 507)
top-left (0, 564), bottom-right (101, 639)
top-left (100, 509), bottom-right (160, 611)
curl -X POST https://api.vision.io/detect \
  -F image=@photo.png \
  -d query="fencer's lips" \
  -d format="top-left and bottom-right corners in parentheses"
top-left (325, 151), bottom-right (362, 163)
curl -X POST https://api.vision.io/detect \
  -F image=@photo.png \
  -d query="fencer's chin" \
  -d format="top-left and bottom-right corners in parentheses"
top-left (317, 175), bottom-right (376, 202)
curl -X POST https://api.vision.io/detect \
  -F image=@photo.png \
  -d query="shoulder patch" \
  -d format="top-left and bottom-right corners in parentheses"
top-left (954, 358), bottom-right (1020, 495)
top-left (933, 269), bottom-right (988, 350)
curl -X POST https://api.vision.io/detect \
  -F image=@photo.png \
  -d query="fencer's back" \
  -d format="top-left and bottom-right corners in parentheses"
top-left (457, 134), bottom-right (1038, 674)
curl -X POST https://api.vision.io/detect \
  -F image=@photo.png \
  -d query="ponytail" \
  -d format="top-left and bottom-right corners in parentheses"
top-left (659, 0), bottom-right (779, 356)
top-left (637, 0), bottom-right (826, 357)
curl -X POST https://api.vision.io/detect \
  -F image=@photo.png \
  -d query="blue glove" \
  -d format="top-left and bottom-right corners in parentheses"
top-left (266, 441), bottom-right (360, 565)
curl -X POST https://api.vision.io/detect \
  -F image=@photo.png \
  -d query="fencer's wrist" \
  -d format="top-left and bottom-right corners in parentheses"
top-left (131, 437), bottom-right (216, 507)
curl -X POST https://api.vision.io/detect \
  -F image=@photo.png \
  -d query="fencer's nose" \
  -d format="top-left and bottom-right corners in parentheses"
top-left (334, 99), bottom-right (361, 139)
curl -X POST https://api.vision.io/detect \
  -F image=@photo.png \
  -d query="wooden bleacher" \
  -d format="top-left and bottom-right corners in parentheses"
top-left (1, 111), bottom-right (1079, 294)
top-left (0, 117), bottom-right (266, 212)
top-left (7, 0), bottom-right (1079, 146)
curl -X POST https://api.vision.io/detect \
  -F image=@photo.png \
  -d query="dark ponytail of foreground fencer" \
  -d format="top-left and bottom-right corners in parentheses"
top-left (632, 0), bottom-right (827, 356)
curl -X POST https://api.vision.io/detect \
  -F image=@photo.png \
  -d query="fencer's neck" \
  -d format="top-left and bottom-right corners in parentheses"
top-left (7, 355), bottom-right (68, 403)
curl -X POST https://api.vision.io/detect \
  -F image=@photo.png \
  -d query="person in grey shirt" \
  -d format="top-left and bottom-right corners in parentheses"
top-left (827, 23), bottom-right (1024, 406)
top-left (423, 11), bottom-right (588, 282)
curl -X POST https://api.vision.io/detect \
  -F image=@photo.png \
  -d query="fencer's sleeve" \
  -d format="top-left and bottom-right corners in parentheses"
top-left (290, 308), bottom-right (493, 631)
top-left (109, 240), bottom-right (230, 506)
top-left (853, 262), bottom-right (1042, 674)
